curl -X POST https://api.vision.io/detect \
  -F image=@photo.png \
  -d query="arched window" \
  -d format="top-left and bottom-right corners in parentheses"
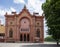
top-left (9, 28), bottom-right (13, 38)
top-left (20, 18), bottom-right (30, 32)
top-left (36, 29), bottom-right (40, 37)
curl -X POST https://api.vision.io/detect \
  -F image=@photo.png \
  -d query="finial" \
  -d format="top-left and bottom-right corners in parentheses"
top-left (24, 5), bottom-right (26, 9)
top-left (5, 12), bottom-right (8, 15)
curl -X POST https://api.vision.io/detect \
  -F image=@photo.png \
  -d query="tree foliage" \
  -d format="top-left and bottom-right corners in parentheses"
top-left (42, 0), bottom-right (60, 45)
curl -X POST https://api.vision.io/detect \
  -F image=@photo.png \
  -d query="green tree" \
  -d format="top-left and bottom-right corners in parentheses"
top-left (44, 36), bottom-right (55, 42)
top-left (42, 0), bottom-right (60, 45)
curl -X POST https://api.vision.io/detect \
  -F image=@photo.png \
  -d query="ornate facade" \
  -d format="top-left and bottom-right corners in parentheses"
top-left (4, 6), bottom-right (44, 43)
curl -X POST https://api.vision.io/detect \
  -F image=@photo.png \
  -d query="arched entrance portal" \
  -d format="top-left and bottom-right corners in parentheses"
top-left (20, 18), bottom-right (30, 42)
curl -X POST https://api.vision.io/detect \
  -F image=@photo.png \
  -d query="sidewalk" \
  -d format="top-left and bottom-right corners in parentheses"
top-left (0, 42), bottom-right (60, 47)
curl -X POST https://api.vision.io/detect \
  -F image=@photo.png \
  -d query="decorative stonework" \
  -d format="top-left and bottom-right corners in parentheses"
top-left (4, 6), bottom-right (44, 43)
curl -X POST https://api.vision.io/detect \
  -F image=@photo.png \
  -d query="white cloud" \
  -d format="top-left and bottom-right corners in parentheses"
top-left (26, 0), bottom-right (45, 15)
top-left (0, 7), bottom-right (16, 16)
top-left (0, 9), bottom-right (6, 16)
top-left (14, 0), bottom-right (25, 4)
top-left (10, 7), bottom-right (16, 12)
top-left (6, 7), bottom-right (16, 14)
top-left (0, 7), bottom-right (16, 24)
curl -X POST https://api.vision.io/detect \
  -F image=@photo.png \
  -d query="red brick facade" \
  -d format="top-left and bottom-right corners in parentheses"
top-left (4, 6), bottom-right (44, 43)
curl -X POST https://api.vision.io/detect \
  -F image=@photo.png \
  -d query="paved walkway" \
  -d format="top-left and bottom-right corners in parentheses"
top-left (0, 42), bottom-right (60, 47)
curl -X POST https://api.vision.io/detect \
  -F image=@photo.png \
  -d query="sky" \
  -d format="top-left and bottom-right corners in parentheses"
top-left (0, 0), bottom-right (48, 38)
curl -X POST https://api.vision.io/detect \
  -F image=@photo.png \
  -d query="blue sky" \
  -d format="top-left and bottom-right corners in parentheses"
top-left (0, 0), bottom-right (48, 38)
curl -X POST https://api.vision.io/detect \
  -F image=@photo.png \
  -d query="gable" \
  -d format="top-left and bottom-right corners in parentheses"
top-left (18, 6), bottom-right (32, 17)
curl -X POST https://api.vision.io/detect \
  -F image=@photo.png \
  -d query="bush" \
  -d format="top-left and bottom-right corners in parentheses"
top-left (44, 36), bottom-right (55, 42)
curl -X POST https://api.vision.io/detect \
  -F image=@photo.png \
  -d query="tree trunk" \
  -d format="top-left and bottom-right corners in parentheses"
top-left (57, 40), bottom-right (59, 45)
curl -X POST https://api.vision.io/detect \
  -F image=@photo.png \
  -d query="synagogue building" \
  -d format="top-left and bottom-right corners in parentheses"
top-left (4, 6), bottom-right (44, 43)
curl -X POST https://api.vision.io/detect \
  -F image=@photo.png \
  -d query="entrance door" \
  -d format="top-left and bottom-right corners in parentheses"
top-left (27, 34), bottom-right (29, 41)
top-left (20, 34), bottom-right (23, 41)
top-left (24, 34), bottom-right (26, 41)
top-left (20, 34), bottom-right (30, 42)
